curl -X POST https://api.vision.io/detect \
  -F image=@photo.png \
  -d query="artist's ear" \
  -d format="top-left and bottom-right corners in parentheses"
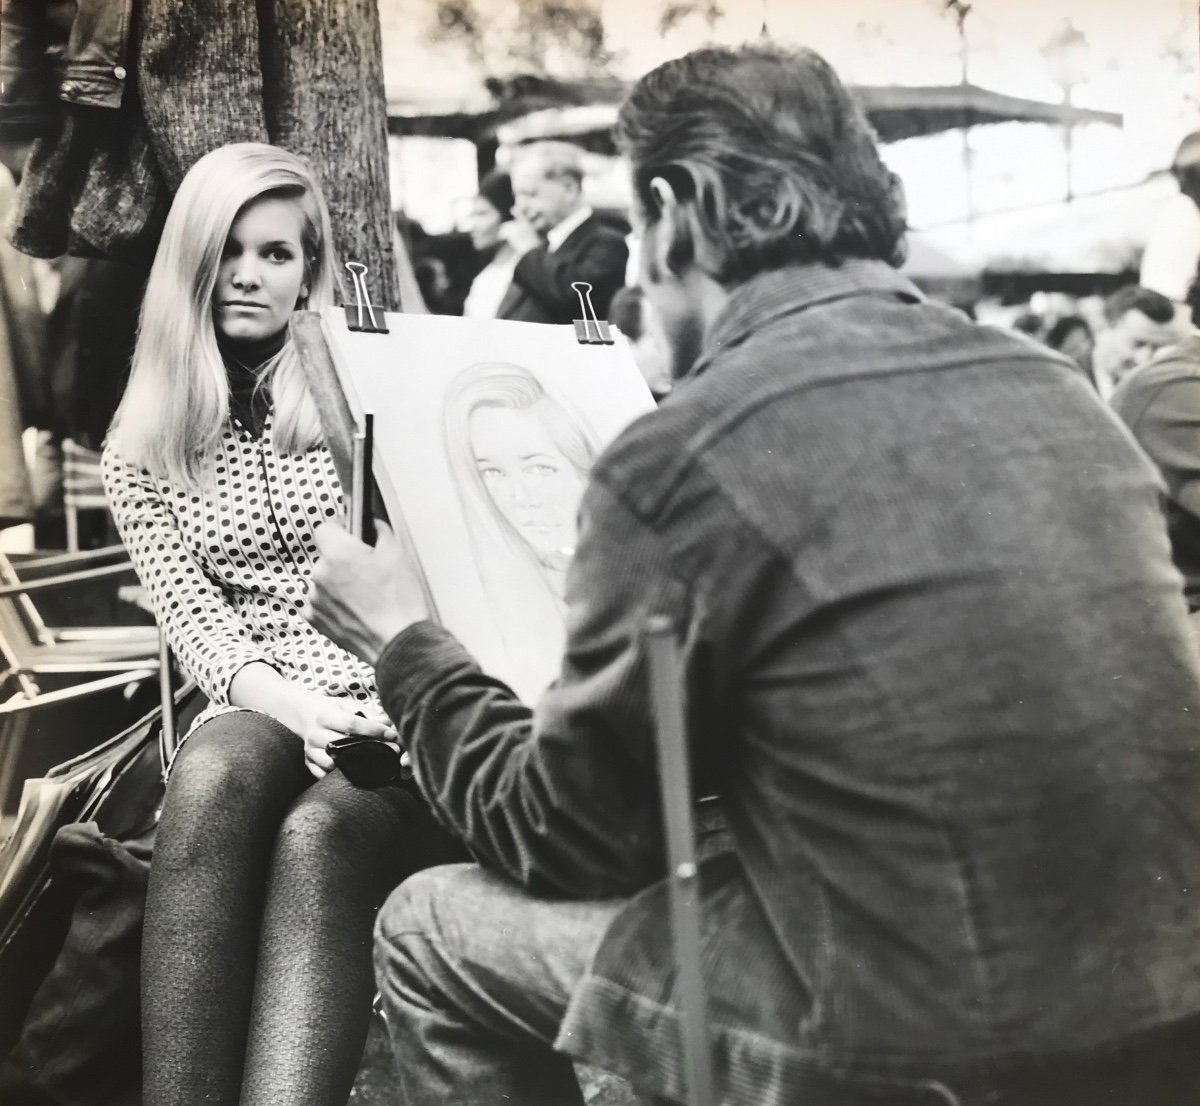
top-left (644, 175), bottom-right (703, 283)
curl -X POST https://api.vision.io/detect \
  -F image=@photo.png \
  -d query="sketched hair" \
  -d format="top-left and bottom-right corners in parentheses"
top-left (108, 142), bottom-right (339, 485)
top-left (616, 44), bottom-right (907, 283)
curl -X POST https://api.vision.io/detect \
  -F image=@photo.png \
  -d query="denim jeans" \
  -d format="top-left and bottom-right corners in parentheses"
top-left (375, 862), bottom-right (1200, 1106)
top-left (374, 863), bottom-right (623, 1106)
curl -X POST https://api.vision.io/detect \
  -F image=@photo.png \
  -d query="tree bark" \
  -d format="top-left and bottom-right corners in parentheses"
top-left (142, 0), bottom-right (400, 309)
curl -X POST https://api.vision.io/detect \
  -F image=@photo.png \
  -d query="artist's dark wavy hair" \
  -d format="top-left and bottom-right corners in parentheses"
top-left (616, 45), bottom-right (908, 283)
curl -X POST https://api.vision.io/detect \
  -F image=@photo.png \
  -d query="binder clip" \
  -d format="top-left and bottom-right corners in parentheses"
top-left (343, 261), bottom-right (389, 334)
top-left (571, 281), bottom-right (613, 345)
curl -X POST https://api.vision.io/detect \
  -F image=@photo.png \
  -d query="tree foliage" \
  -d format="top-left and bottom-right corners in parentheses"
top-left (657, 1), bottom-right (723, 37)
top-left (429, 0), bottom-right (612, 76)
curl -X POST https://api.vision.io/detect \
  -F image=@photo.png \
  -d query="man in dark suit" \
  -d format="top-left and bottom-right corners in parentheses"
top-left (495, 141), bottom-right (627, 325)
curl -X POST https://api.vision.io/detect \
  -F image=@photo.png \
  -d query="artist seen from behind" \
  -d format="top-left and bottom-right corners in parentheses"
top-left (307, 45), bottom-right (1200, 1106)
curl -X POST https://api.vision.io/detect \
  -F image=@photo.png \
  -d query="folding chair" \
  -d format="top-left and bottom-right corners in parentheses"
top-left (0, 547), bottom-right (176, 817)
top-left (0, 666), bottom-right (159, 835)
top-left (0, 675), bottom-right (196, 1054)
top-left (61, 438), bottom-right (110, 553)
top-left (0, 547), bottom-right (162, 695)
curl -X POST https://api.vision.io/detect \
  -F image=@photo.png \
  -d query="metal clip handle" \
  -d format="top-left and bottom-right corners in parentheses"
top-left (345, 261), bottom-right (383, 333)
top-left (571, 281), bottom-right (613, 345)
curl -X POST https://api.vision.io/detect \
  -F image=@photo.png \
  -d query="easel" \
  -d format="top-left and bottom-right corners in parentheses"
top-left (296, 265), bottom-right (717, 1106)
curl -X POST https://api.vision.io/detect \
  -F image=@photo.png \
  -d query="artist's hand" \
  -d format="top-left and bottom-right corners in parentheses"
top-left (304, 519), bottom-right (429, 668)
top-left (284, 692), bottom-right (399, 778)
top-left (497, 217), bottom-right (543, 256)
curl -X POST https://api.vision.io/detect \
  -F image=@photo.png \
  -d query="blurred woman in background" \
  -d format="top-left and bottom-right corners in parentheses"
top-left (1046, 313), bottom-right (1097, 390)
top-left (462, 171), bottom-right (518, 319)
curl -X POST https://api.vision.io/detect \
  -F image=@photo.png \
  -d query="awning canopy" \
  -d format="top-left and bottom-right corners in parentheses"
top-left (854, 84), bottom-right (1121, 143)
top-left (389, 78), bottom-right (1122, 147)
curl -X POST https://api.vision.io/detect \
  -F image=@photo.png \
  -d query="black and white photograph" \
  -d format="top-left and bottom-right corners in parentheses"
top-left (2, 2), bottom-right (1200, 1105)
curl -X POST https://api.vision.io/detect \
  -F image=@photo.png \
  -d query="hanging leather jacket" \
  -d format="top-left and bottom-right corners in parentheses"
top-left (0, 0), bottom-right (133, 127)
top-left (0, 0), bottom-right (165, 262)
top-left (0, 0), bottom-right (401, 309)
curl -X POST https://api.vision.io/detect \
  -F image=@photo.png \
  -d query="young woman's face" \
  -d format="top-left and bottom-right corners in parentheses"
top-left (468, 197), bottom-right (504, 251)
top-left (212, 195), bottom-right (308, 345)
top-left (1059, 326), bottom-right (1094, 370)
top-left (469, 405), bottom-right (586, 562)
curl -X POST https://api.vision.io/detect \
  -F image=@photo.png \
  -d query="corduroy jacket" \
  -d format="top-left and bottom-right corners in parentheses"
top-left (377, 261), bottom-right (1200, 1104)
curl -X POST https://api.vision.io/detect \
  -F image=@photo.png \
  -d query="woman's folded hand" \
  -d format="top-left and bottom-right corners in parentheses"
top-left (285, 693), bottom-right (399, 778)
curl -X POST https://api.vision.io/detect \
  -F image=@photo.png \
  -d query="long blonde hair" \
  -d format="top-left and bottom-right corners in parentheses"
top-left (109, 143), bottom-right (338, 485)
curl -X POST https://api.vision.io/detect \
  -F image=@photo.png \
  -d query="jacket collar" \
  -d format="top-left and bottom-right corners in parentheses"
top-left (689, 259), bottom-right (924, 379)
top-left (547, 206), bottom-right (595, 253)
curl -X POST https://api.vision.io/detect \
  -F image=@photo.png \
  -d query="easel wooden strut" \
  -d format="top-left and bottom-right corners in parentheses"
top-left (645, 615), bottom-right (717, 1106)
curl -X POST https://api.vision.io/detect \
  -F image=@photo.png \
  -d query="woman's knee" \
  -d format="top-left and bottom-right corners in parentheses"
top-left (273, 777), bottom-right (374, 868)
top-left (165, 711), bottom-right (301, 814)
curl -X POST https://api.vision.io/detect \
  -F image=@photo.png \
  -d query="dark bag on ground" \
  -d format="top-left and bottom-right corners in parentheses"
top-left (0, 686), bottom-right (203, 1106)
top-left (0, 822), bottom-right (153, 1106)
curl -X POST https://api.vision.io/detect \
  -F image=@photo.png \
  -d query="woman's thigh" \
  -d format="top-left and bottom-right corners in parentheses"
top-left (279, 771), bottom-right (468, 887)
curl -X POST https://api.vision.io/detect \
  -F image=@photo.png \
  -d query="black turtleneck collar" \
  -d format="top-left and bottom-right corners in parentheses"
top-left (220, 328), bottom-right (288, 437)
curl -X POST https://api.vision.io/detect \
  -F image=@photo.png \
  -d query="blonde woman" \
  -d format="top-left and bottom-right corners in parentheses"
top-left (103, 143), bottom-right (464, 1106)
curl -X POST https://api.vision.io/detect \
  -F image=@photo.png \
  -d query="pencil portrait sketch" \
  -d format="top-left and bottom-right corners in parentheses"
top-left (319, 311), bottom-right (655, 702)
top-left (446, 361), bottom-right (600, 600)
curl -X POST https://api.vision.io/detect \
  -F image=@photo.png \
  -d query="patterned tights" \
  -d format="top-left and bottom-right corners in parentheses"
top-left (140, 711), bottom-right (466, 1106)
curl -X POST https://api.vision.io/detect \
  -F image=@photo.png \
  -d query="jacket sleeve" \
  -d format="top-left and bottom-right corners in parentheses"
top-left (101, 445), bottom-right (279, 705)
top-left (1120, 376), bottom-right (1200, 518)
top-left (509, 226), bottom-right (629, 321)
top-left (0, 0), bottom-right (57, 141)
top-left (376, 475), bottom-right (686, 899)
top-left (137, 0), bottom-right (269, 189)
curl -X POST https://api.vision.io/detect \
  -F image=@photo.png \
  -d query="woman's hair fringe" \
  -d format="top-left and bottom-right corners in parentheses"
top-left (108, 142), bottom-right (339, 486)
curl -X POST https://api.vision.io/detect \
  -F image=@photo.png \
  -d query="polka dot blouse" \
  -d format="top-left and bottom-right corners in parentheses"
top-left (102, 410), bottom-right (380, 744)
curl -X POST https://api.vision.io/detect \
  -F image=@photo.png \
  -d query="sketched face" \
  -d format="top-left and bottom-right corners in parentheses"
top-left (469, 405), bottom-right (586, 563)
